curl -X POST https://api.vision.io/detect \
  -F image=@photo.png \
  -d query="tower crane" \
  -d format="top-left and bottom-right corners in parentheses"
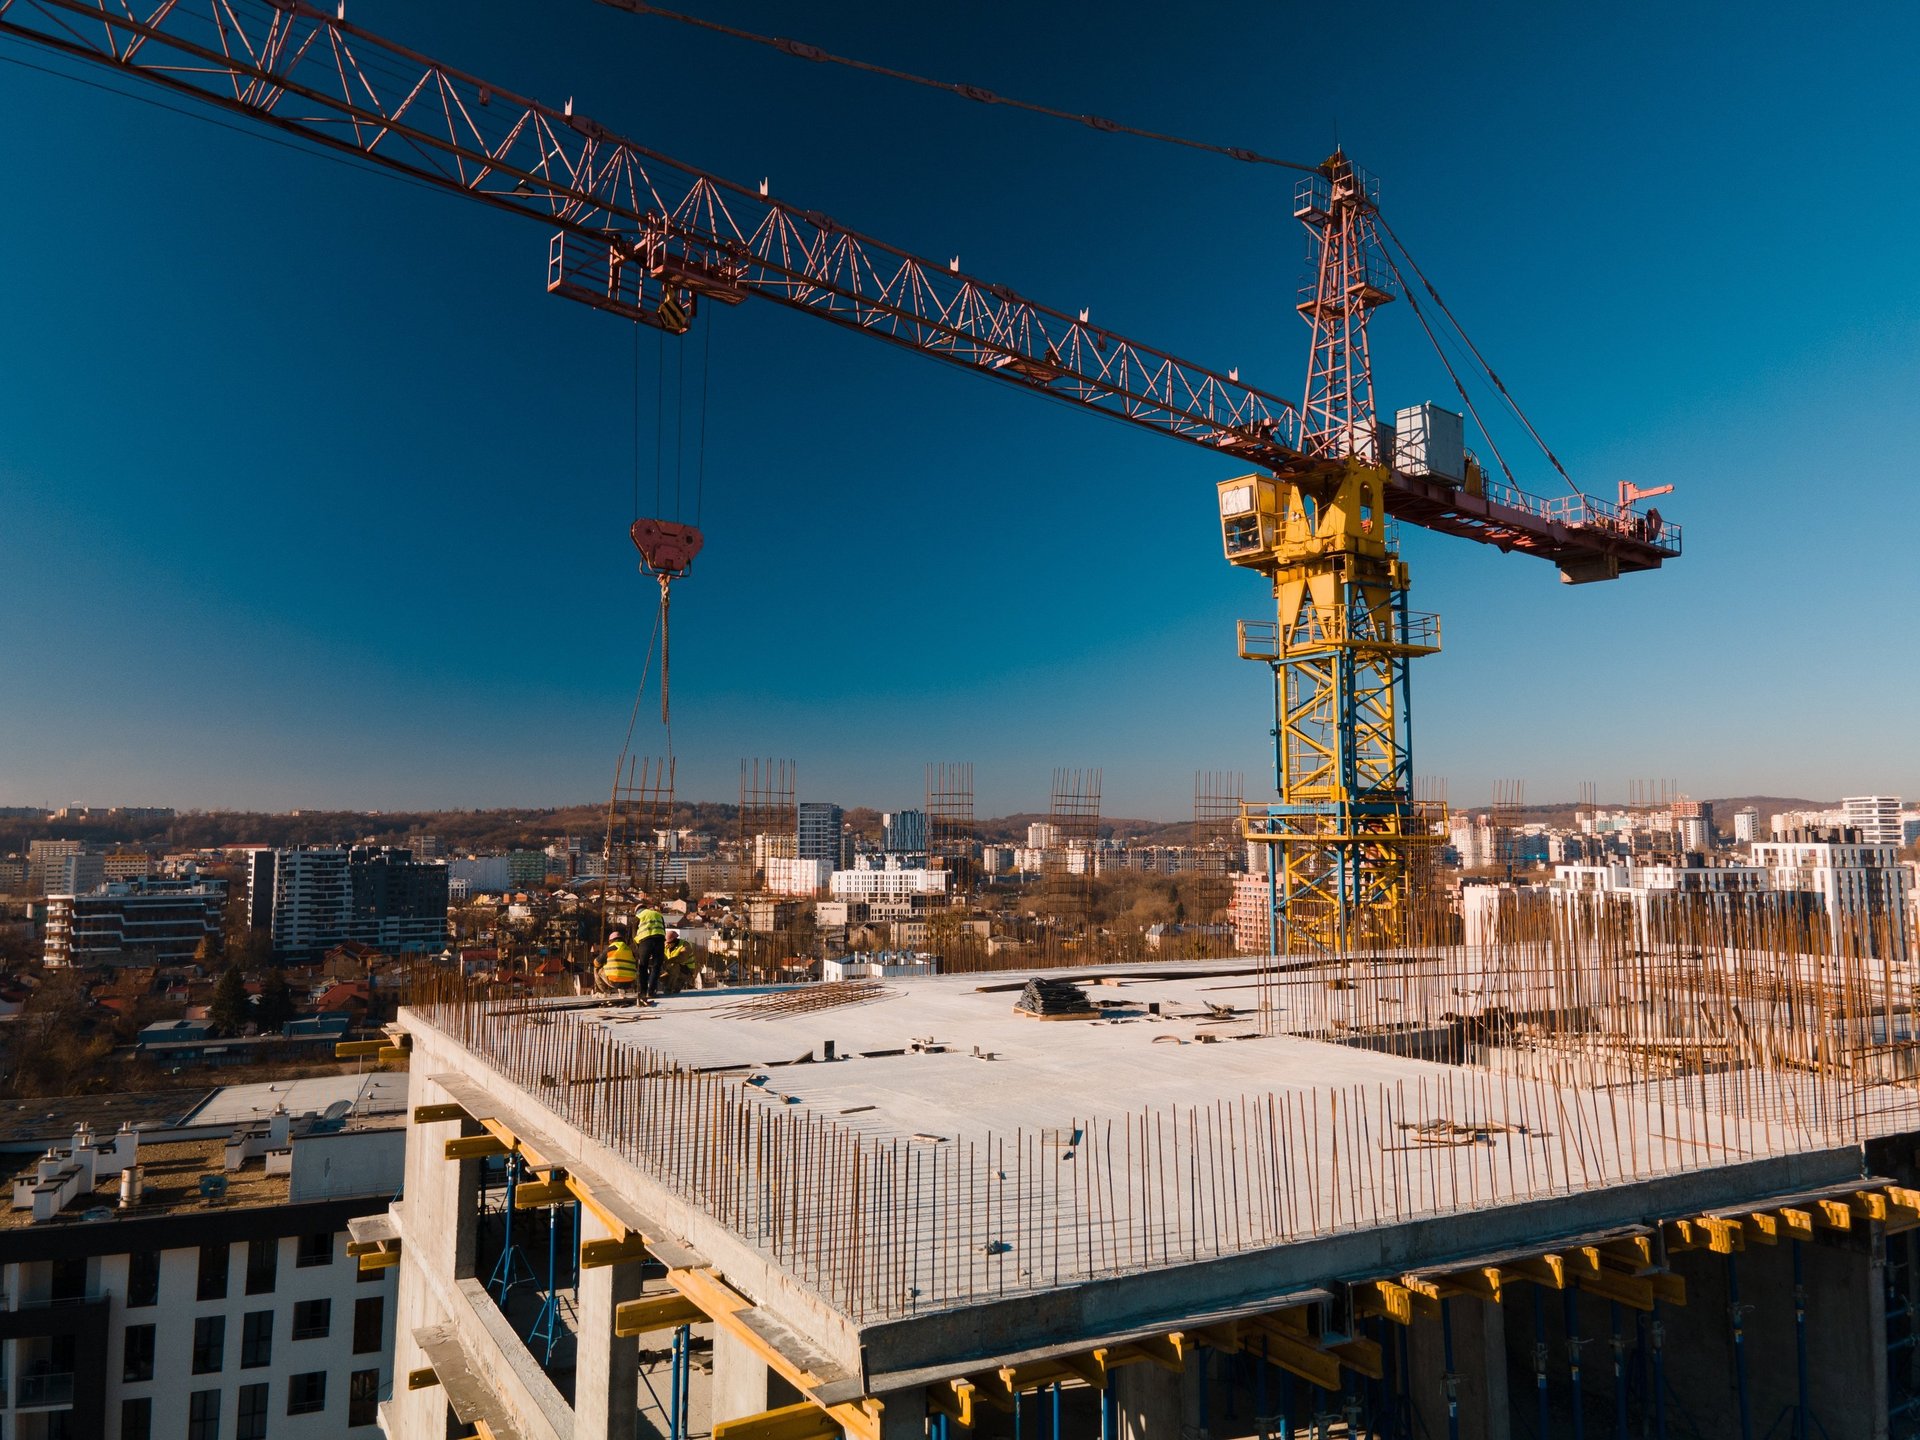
top-left (0, 0), bottom-right (1681, 951)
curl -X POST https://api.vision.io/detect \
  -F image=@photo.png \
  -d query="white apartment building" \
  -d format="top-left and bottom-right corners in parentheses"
top-left (1734, 808), bottom-right (1762, 844)
top-left (762, 856), bottom-right (830, 897)
top-left (1752, 830), bottom-right (1911, 960)
top-left (1842, 796), bottom-right (1904, 848)
top-left (827, 867), bottom-right (949, 901)
top-left (0, 1078), bottom-right (405, 1440)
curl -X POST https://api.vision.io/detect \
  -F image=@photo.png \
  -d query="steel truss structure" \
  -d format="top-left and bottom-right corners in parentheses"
top-left (0, 0), bottom-right (1680, 579)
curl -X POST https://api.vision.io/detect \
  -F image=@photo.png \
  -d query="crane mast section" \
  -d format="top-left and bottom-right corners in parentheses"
top-left (0, 0), bottom-right (1680, 578)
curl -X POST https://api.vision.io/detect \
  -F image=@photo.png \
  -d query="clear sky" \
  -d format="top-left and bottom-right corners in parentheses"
top-left (2, 1), bottom-right (1915, 819)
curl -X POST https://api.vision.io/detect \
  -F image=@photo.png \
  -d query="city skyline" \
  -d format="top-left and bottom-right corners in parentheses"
top-left (3, 1), bottom-right (1918, 816)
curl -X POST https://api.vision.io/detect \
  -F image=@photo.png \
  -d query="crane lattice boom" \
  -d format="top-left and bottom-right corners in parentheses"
top-left (0, 0), bottom-right (1678, 580)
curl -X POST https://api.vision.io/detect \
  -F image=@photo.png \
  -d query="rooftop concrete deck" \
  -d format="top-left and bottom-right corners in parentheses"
top-left (401, 961), bottom-right (1883, 1383)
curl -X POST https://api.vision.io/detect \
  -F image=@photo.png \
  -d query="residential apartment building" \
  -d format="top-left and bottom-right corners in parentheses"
top-left (256, 848), bottom-right (448, 960)
top-left (26, 840), bottom-right (83, 894)
top-left (796, 803), bottom-right (846, 871)
top-left (1752, 828), bottom-right (1912, 959)
top-left (827, 867), bottom-right (949, 901)
top-left (1842, 796), bottom-right (1904, 848)
top-left (0, 1078), bottom-right (404, 1439)
top-left (762, 856), bottom-right (830, 897)
top-left (43, 877), bottom-right (227, 968)
top-left (1230, 873), bottom-right (1271, 952)
top-left (881, 809), bottom-right (928, 855)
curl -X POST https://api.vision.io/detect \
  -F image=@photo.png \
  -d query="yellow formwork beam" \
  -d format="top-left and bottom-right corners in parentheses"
top-left (444, 1135), bottom-right (509, 1161)
top-left (1242, 1324), bottom-right (1342, 1393)
top-left (580, 1236), bottom-right (652, 1270)
top-left (358, 1249), bottom-right (400, 1272)
top-left (414, 1103), bottom-right (472, 1124)
top-left (512, 1180), bottom-right (573, 1209)
top-left (1354, 1279), bottom-right (1437, 1326)
top-left (613, 1292), bottom-right (705, 1337)
top-left (377, 1047), bottom-right (410, 1063)
top-left (335, 1039), bottom-right (386, 1058)
top-left (407, 1367), bottom-right (439, 1391)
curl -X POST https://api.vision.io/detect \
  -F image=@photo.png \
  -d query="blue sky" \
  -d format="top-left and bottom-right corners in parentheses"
top-left (2, 1), bottom-right (1915, 819)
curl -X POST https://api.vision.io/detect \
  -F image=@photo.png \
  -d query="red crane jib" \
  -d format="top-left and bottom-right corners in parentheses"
top-left (630, 519), bottom-right (704, 578)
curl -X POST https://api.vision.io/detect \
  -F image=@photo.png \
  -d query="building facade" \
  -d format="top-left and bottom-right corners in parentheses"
top-left (43, 878), bottom-right (227, 968)
top-left (0, 1090), bottom-right (404, 1440)
top-left (796, 803), bottom-right (846, 871)
top-left (882, 810), bottom-right (928, 855)
top-left (1752, 828), bottom-right (1912, 959)
top-left (260, 848), bottom-right (448, 960)
top-left (1842, 796), bottom-right (1904, 848)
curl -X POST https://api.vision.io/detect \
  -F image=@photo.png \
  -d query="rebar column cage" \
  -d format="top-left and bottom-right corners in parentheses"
top-left (926, 762), bottom-right (976, 888)
top-left (739, 758), bottom-right (797, 879)
top-left (605, 755), bottom-right (674, 896)
top-left (1042, 768), bottom-right (1102, 924)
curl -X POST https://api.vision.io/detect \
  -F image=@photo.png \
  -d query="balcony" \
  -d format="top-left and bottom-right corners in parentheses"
top-left (16, 1372), bottom-right (75, 1409)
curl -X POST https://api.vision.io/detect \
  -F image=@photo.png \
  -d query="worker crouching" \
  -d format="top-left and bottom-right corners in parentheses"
top-left (597, 927), bottom-right (639, 1005)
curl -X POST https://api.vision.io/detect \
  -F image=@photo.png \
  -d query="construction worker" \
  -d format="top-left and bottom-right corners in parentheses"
top-left (662, 929), bottom-right (694, 993)
top-left (598, 926), bottom-right (638, 1003)
top-left (634, 902), bottom-right (668, 1002)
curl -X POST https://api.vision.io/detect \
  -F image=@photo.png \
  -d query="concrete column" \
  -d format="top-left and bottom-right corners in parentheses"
top-left (1408, 1297), bottom-right (1509, 1440)
top-left (873, 1384), bottom-right (927, 1440)
top-left (712, 1327), bottom-right (774, 1425)
top-left (1111, 1359), bottom-right (1182, 1440)
top-left (572, 1210), bottom-right (644, 1440)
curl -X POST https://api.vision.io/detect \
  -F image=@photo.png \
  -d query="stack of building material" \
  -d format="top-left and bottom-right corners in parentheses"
top-left (1013, 977), bottom-right (1096, 1020)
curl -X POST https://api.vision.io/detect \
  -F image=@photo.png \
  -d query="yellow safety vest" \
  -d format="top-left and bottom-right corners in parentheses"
top-left (635, 909), bottom-right (666, 940)
top-left (601, 940), bottom-right (638, 984)
top-left (664, 941), bottom-right (691, 969)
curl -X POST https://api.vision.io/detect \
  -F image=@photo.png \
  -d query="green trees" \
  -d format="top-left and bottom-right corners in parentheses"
top-left (254, 969), bottom-right (295, 1035)
top-left (208, 965), bottom-right (251, 1035)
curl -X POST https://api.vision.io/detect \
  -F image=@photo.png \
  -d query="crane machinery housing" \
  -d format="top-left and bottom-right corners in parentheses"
top-left (0, 0), bottom-right (1682, 954)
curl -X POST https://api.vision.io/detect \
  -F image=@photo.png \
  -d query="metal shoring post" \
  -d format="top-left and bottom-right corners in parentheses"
top-left (683, 1324), bottom-right (697, 1440)
top-left (1651, 1299), bottom-right (1667, 1440)
top-left (1099, 1375), bottom-right (1112, 1440)
top-left (488, 1153), bottom-right (534, 1304)
top-left (1198, 1347), bottom-right (1212, 1440)
top-left (1611, 1301), bottom-right (1629, 1440)
top-left (1535, 1287), bottom-right (1550, 1440)
top-left (1792, 1239), bottom-right (1809, 1440)
top-left (1566, 1287), bottom-right (1587, 1440)
top-left (528, 1201), bottom-right (563, 1365)
top-left (667, 1324), bottom-right (681, 1440)
top-left (1442, 1298), bottom-right (1460, 1440)
top-left (1256, 1332), bottom-right (1271, 1440)
top-left (1729, 1253), bottom-right (1754, 1440)
top-left (1014, 1384), bottom-right (1023, 1440)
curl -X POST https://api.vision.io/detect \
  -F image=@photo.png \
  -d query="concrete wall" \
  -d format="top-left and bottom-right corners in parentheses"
top-left (290, 1127), bottom-right (406, 1202)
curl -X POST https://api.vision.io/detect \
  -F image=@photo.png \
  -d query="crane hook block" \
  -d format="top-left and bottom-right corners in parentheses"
top-left (630, 517), bottom-right (704, 580)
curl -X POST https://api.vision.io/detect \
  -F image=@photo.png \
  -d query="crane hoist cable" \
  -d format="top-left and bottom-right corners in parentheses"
top-left (597, 0), bottom-right (1319, 177)
top-left (1375, 211), bottom-right (1586, 501)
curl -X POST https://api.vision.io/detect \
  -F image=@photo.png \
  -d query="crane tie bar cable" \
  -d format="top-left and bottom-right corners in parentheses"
top-left (597, 0), bottom-right (1319, 175)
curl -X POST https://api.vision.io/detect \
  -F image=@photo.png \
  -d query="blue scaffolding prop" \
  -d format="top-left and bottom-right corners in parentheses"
top-left (487, 1154), bottom-right (536, 1305)
top-left (527, 1199), bottom-right (575, 1366)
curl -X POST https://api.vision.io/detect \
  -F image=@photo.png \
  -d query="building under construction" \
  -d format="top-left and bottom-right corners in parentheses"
top-left (369, 883), bottom-right (1920, 1440)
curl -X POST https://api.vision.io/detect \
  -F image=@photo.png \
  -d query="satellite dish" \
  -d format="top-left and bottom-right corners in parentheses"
top-left (322, 1100), bottom-right (352, 1121)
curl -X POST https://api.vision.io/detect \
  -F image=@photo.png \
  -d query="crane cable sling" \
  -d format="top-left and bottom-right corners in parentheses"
top-left (1374, 210), bottom-right (1584, 501)
top-left (597, 0), bottom-right (1319, 176)
top-left (1377, 245), bottom-right (1521, 497)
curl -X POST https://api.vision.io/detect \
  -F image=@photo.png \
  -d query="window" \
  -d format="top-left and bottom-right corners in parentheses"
top-left (237, 1382), bottom-right (270, 1440)
top-left (121, 1396), bottom-right (152, 1440)
top-left (353, 1294), bottom-right (385, 1354)
top-left (245, 1235), bottom-right (278, 1295)
top-left (292, 1297), bottom-right (331, 1340)
top-left (296, 1231), bottom-right (334, 1268)
top-left (188, 1389), bottom-right (221, 1440)
top-left (349, 1367), bottom-right (381, 1427)
top-left (192, 1314), bottom-right (225, 1374)
top-left (197, 1242), bottom-right (229, 1301)
top-left (122, 1322), bottom-right (156, 1383)
top-left (126, 1249), bottom-right (160, 1307)
top-left (241, 1309), bottom-right (274, 1368)
top-left (289, 1370), bottom-right (327, 1415)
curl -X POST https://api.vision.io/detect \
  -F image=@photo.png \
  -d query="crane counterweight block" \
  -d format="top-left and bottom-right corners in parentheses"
top-left (631, 518), bottom-right (704, 580)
